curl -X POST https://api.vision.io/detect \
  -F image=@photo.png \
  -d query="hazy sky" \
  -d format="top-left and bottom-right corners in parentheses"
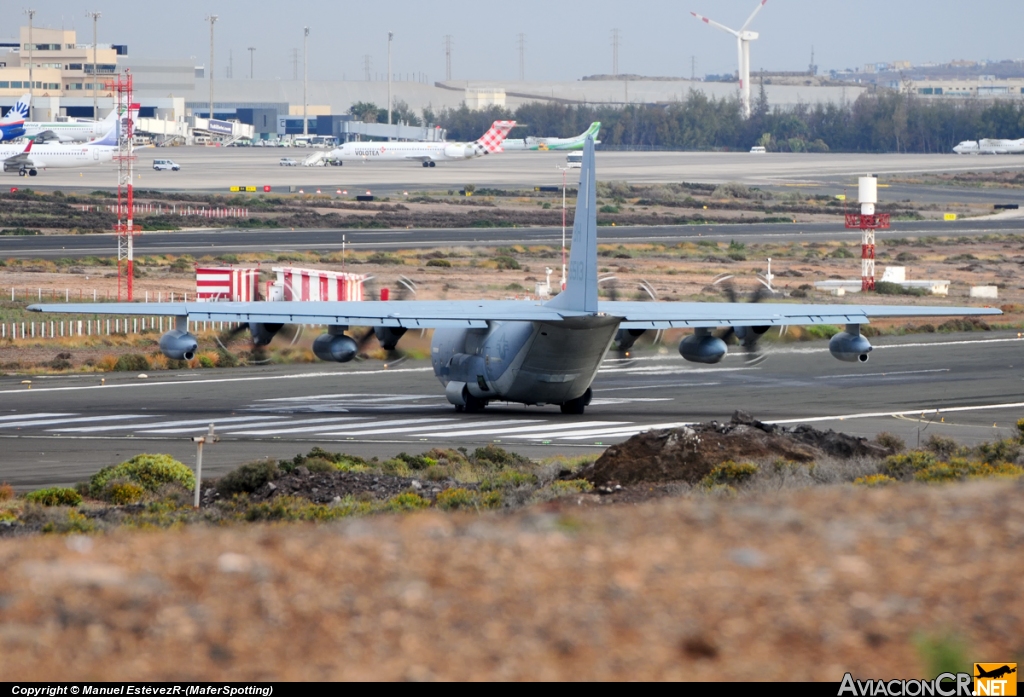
top-left (14, 1), bottom-right (1024, 82)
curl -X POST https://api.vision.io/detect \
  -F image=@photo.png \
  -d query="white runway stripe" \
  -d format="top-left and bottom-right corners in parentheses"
top-left (139, 416), bottom-right (372, 434)
top-left (0, 414), bottom-right (149, 429)
top-left (415, 420), bottom-right (627, 438)
top-left (526, 421), bottom-right (693, 440)
top-left (321, 419), bottom-right (531, 437)
top-left (51, 415), bottom-right (282, 433)
top-left (227, 418), bottom-right (404, 436)
top-left (0, 413), bottom-right (73, 422)
top-left (257, 393), bottom-right (443, 403)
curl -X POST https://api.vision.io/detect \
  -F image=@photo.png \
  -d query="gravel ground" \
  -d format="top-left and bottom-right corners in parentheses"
top-left (1, 479), bottom-right (1021, 681)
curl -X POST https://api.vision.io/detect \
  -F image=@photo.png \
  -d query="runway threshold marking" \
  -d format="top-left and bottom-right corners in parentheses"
top-left (766, 400), bottom-right (1024, 425)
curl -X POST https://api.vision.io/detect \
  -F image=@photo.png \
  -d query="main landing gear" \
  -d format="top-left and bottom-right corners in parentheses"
top-left (559, 387), bottom-right (593, 415)
top-left (18, 168), bottom-right (37, 177)
top-left (421, 161), bottom-right (436, 167)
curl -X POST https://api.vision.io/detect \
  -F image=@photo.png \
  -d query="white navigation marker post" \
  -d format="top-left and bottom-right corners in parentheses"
top-left (192, 424), bottom-right (219, 508)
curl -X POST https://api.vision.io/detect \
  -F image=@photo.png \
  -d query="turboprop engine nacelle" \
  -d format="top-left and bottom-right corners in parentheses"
top-left (250, 322), bottom-right (283, 346)
top-left (159, 329), bottom-right (198, 361)
top-left (312, 333), bottom-right (358, 363)
top-left (829, 325), bottom-right (872, 363)
top-left (678, 331), bottom-right (728, 364)
top-left (444, 143), bottom-right (471, 159)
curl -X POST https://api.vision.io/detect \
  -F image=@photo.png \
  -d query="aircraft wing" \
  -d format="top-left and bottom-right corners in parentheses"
top-left (29, 129), bottom-right (62, 142)
top-left (2, 149), bottom-right (34, 169)
top-left (28, 298), bottom-right (1000, 330)
top-left (602, 300), bottom-right (1001, 329)
top-left (27, 300), bottom-right (578, 328)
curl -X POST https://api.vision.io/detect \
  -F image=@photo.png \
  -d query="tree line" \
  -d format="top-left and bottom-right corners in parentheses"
top-left (394, 88), bottom-right (1024, 153)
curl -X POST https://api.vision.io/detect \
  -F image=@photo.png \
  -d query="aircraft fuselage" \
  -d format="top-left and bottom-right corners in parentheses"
top-left (431, 316), bottom-right (619, 408)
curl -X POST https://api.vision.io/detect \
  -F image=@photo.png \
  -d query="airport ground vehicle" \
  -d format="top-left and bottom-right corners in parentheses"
top-left (152, 159), bottom-right (180, 171)
top-left (566, 152), bottom-right (583, 168)
top-left (279, 157), bottom-right (299, 166)
top-left (750, 145), bottom-right (766, 153)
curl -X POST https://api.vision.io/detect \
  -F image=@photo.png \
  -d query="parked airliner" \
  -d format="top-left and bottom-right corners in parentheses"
top-left (0, 126), bottom-right (117, 176)
top-left (503, 122), bottom-right (601, 151)
top-left (325, 120), bottom-right (514, 167)
top-left (953, 138), bottom-right (1024, 154)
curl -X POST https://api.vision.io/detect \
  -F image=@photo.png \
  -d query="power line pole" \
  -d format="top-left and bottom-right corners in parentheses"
top-left (206, 14), bottom-right (218, 120)
top-left (443, 34), bottom-right (453, 81)
top-left (248, 46), bottom-right (255, 79)
top-left (303, 27), bottom-right (309, 136)
top-left (691, 55), bottom-right (696, 81)
top-left (387, 31), bottom-right (393, 126)
top-left (24, 9), bottom-right (35, 121)
top-left (363, 54), bottom-right (372, 81)
top-left (611, 28), bottom-right (620, 76)
top-left (290, 48), bottom-right (298, 81)
top-left (86, 11), bottom-right (101, 118)
top-left (517, 33), bottom-right (525, 81)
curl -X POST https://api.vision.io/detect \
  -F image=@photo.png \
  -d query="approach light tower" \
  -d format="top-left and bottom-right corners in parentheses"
top-left (111, 70), bottom-right (139, 301)
top-left (845, 175), bottom-right (890, 292)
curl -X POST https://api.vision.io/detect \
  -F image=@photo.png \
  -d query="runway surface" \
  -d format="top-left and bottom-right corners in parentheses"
top-left (14, 148), bottom-right (1024, 193)
top-left (4, 218), bottom-right (1024, 260)
top-left (2, 331), bottom-right (1022, 488)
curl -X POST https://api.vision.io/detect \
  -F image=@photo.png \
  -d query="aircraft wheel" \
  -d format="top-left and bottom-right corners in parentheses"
top-left (18, 170), bottom-right (26, 177)
top-left (28, 169), bottom-right (37, 177)
top-left (429, 161), bottom-right (436, 167)
top-left (422, 162), bottom-right (429, 168)
top-left (454, 404), bottom-right (464, 413)
top-left (463, 392), bottom-right (487, 413)
top-left (559, 387), bottom-right (592, 415)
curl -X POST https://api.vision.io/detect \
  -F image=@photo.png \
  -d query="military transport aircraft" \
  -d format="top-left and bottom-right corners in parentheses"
top-left (29, 137), bottom-right (1000, 414)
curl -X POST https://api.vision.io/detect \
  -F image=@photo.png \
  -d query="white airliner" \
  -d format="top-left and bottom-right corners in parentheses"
top-left (503, 122), bottom-right (602, 151)
top-left (953, 138), bottom-right (1024, 155)
top-left (24, 109), bottom-right (118, 143)
top-left (31, 136), bottom-right (1001, 416)
top-left (325, 120), bottom-right (515, 167)
top-left (0, 126), bottom-right (117, 176)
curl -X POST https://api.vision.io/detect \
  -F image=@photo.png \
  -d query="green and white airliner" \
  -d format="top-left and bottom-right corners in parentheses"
top-left (503, 122), bottom-right (601, 151)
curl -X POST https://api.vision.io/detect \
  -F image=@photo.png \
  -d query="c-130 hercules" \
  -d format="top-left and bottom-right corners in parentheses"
top-left (30, 137), bottom-right (1000, 415)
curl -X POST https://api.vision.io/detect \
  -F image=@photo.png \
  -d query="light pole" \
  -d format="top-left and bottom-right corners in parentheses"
top-left (191, 423), bottom-right (219, 508)
top-left (24, 9), bottom-right (35, 121)
top-left (206, 15), bottom-right (218, 121)
top-left (302, 27), bottom-right (309, 136)
top-left (387, 31), bottom-right (393, 127)
top-left (248, 46), bottom-right (255, 79)
top-left (86, 11), bottom-right (101, 118)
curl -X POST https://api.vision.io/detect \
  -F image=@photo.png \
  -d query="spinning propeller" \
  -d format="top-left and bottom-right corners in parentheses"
top-left (712, 274), bottom-right (776, 364)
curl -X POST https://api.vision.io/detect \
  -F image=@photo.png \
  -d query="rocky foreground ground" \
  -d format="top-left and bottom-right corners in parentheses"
top-left (1, 477), bottom-right (1021, 681)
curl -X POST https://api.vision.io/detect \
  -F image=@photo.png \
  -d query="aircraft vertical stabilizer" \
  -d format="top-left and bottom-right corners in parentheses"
top-left (547, 136), bottom-right (598, 313)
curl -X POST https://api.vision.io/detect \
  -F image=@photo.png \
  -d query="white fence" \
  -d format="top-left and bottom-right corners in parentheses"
top-left (76, 204), bottom-right (249, 218)
top-left (7, 288), bottom-right (192, 302)
top-left (1, 317), bottom-right (238, 341)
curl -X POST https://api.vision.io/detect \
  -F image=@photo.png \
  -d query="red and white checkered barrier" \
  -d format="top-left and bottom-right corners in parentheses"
top-left (196, 267), bottom-right (259, 302)
top-left (272, 267), bottom-right (364, 302)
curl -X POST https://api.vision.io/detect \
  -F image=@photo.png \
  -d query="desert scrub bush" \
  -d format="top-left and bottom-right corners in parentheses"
top-left (700, 461), bottom-right (759, 487)
top-left (24, 487), bottom-right (83, 507)
top-left (924, 434), bottom-right (960, 459)
top-left (434, 487), bottom-right (475, 510)
top-left (882, 451), bottom-right (938, 479)
top-left (106, 481), bottom-right (147, 505)
top-left (471, 445), bottom-right (531, 469)
top-left (913, 459), bottom-right (1024, 483)
top-left (41, 509), bottom-right (95, 534)
top-left (853, 474), bottom-right (898, 487)
top-left (493, 255), bottom-right (521, 270)
top-left (385, 492), bottom-right (431, 512)
top-left (113, 353), bottom-right (151, 371)
top-left (280, 447), bottom-right (372, 473)
top-left (89, 454), bottom-right (195, 497)
top-left (0, 483), bottom-right (13, 501)
top-left (875, 432), bottom-right (905, 452)
top-left (217, 459), bottom-right (280, 496)
top-left (426, 258), bottom-right (452, 267)
top-left (976, 437), bottom-right (1021, 464)
top-left (479, 470), bottom-right (538, 491)
top-left (382, 452), bottom-right (437, 473)
top-left (544, 479), bottom-right (594, 497)
top-left (243, 495), bottom-right (365, 522)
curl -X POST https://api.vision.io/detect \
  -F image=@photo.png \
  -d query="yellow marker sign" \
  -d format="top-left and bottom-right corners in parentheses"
top-left (229, 186), bottom-right (258, 193)
top-left (836, 194), bottom-right (846, 201)
top-left (944, 213), bottom-right (958, 221)
top-left (974, 663), bottom-right (1017, 696)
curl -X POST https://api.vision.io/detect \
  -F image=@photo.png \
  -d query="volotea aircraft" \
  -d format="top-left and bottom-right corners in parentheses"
top-left (324, 120), bottom-right (515, 167)
top-left (29, 137), bottom-right (1001, 414)
top-left (0, 124), bottom-right (118, 176)
top-left (503, 122), bottom-right (602, 151)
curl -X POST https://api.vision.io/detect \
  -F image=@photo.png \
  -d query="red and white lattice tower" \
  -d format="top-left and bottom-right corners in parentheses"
top-left (110, 70), bottom-right (139, 301)
top-left (845, 175), bottom-right (890, 291)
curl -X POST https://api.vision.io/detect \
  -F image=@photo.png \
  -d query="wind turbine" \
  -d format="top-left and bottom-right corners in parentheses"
top-left (691, 0), bottom-right (768, 118)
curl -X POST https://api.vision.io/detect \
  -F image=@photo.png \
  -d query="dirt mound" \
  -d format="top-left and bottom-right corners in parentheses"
top-left (579, 411), bottom-right (889, 487)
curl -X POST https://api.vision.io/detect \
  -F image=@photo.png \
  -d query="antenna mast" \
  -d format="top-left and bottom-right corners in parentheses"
top-left (110, 70), bottom-right (138, 301)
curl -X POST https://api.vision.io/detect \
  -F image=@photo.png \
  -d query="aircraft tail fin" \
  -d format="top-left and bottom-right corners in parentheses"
top-left (474, 120), bottom-right (516, 153)
top-left (546, 136), bottom-right (598, 314)
top-left (1, 93), bottom-right (30, 124)
top-left (88, 123), bottom-right (119, 148)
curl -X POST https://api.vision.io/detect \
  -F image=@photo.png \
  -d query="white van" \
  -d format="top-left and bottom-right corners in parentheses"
top-left (153, 159), bottom-right (180, 171)
top-left (749, 146), bottom-right (767, 154)
top-left (566, 152), bottom-right (583, 169)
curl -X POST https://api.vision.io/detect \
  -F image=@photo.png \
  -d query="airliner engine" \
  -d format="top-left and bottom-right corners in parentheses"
top-left (312, 333), bottom-right (358, 363)
top-left (444, 143), bottom-right (471, 159)
top-left (678, 330), bottom-right (728, 364)
top-left (829, 325), bottom-right (872, 363)
top-left (159, 329), bottom-right (198, 361)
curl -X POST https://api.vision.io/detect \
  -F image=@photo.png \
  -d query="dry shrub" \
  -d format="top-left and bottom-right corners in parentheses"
top-left (96, 354), bottom-right (118, 371)
top-left (0, 483), bottom-right (13, 501)
top-left (854, 474), bottom-right (898, 487)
